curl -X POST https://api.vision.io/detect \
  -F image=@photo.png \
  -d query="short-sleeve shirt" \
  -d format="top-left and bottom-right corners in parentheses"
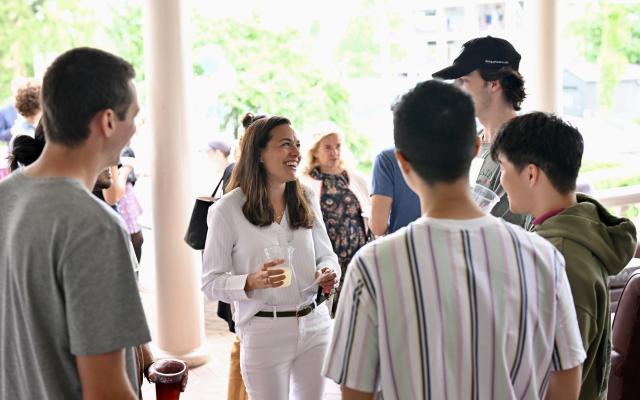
top-left (370, 148), bottom-right (420, 233)
top-left (0, 171), bottom-right (151, 399)
top-left (0, 104), bottom-right (17, 142)
top-left (323, 215), bottom-right (586, 399)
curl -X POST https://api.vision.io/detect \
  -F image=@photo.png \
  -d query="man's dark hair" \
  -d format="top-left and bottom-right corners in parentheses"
top-left (41, 47), bottom-right (135, 147)
top-left (479, 66), bottom-right (526, 111)
top-left (490, 112), bottom-right (583, 194)
top-left (393, 79), bottom-right (476, 184)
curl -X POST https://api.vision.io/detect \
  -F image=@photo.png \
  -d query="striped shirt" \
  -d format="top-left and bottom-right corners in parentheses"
top-left (323, 215), bottom-right (586, 399)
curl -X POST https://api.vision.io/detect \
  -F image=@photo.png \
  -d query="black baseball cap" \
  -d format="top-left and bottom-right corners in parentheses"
top-left (432, 36), bottom-right (521, 80)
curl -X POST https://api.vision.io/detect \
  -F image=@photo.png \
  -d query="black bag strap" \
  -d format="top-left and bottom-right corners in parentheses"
top-left (210, 176), bottom-right (225, 198)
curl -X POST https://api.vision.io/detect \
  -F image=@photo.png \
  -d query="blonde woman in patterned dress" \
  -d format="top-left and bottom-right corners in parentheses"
top-left (299, 130), bottom-right (372, 316)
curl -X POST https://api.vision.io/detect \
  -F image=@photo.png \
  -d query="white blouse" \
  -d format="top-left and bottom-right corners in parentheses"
top-left (201, 187), bottom-right (340, 328)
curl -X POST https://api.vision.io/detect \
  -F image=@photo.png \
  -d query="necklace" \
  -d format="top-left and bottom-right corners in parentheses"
top-left (274, 211), bottom-right (284, 223)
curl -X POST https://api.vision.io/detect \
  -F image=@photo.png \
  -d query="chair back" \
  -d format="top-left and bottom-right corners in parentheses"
top-left (609, 258), bottom-right (640, 313)
top-left (608, 270), bottom-right (640, 399)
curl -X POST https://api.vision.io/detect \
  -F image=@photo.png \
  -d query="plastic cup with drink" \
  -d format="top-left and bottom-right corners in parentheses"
top-left (148, 358), bottom-right (188, 400)
top-left (263, 244), bottom-right (294, 288)
top-left (470, 183), bottom-right (500, 212)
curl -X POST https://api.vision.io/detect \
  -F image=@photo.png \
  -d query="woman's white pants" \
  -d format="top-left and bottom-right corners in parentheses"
top-left (238, 304), bottom-right (332, 400)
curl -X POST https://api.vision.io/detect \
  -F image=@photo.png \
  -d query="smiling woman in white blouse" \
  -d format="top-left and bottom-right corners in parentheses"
top-left (202, 115), bottom-right (340, 400)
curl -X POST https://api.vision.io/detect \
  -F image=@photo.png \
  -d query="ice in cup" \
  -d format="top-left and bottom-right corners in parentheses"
top-left (263, 245), bottom-right (294, 288)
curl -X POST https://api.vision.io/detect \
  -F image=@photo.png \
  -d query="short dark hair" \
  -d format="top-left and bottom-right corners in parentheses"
top-left (41, 47), bottom-right (135, 147)
top-left (478, 67), bottom-right (526, 111)
top-left (393, 80), bottom-right (477, 184)
top-left (490, 112), bottom-right (583, 194)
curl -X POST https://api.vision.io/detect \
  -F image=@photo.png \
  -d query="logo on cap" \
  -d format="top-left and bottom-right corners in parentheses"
top-left (432, 36), bottom-right (521, 80)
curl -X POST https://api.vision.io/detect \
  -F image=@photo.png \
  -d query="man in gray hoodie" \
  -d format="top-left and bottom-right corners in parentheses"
top-left (491, 112), bottom-right (637, 400)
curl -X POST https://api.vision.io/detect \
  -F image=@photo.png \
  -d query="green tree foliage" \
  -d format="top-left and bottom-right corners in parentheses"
top-left (335, 0), bottom-right (410, 79)
top-left (345, 128), bottom-right (373, 174)
top-left (0, 0), bottom-right (96, 100)
top-left (337, 15), bottom-right (380, 78)
top-left (107, 4), bottom-right (144, 81)
top-left (568, 3), bottom-right (640, 109)
top-left (0, 2), bottom-right (373, 170)
top-left (570, 3), bottom-right (640, 65)
top-left (192, 15), bottom-right (351, 139)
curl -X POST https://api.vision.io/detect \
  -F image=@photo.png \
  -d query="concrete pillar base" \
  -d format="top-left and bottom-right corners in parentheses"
top-left (150, 342), bottom-right (211, 368)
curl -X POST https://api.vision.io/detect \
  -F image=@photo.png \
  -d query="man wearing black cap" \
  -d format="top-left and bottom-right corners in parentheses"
top-left (433, 36), bottom-right (530, 227)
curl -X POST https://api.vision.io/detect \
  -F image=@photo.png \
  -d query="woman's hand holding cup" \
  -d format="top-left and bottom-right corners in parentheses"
top-left (245, 259), bottom-right (287, 291)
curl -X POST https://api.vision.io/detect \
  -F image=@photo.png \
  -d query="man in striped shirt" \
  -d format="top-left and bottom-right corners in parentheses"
top-left (323, 80), bottom-right (586, 400)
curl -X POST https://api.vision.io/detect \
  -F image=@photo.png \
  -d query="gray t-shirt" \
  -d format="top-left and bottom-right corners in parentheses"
top-left (0, 171), bottom-right (151, 399)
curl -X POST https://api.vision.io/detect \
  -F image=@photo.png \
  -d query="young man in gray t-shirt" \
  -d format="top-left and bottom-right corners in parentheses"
top-left (432, 36), bottom-right (531, 228)
top-left (0, 48), bottom-right (150, 399)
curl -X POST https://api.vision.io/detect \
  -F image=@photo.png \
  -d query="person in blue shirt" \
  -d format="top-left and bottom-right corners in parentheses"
top-left (0, 104), bottom-right (17, 143)
top-left (369, 147), bottom-right (421, 235)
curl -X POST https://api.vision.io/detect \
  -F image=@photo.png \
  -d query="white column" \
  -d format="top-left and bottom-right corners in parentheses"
top-left (523, 0), bottom-right (560, 113)
top-left (142, 0), bottom-right (209, 366)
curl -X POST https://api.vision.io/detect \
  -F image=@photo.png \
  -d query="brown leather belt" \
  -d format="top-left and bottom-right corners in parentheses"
top-left (255, 295), bottom-right (326, 318)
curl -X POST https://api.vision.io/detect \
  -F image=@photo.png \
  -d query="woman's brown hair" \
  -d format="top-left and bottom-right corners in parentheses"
top-left (8, 120), bottom-right (45, 171)
top-left (227, 116), bottom-right (315, 229)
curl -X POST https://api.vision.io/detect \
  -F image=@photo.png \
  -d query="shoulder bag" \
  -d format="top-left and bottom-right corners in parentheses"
top-left (184, 177), bottom-right (224, 250)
